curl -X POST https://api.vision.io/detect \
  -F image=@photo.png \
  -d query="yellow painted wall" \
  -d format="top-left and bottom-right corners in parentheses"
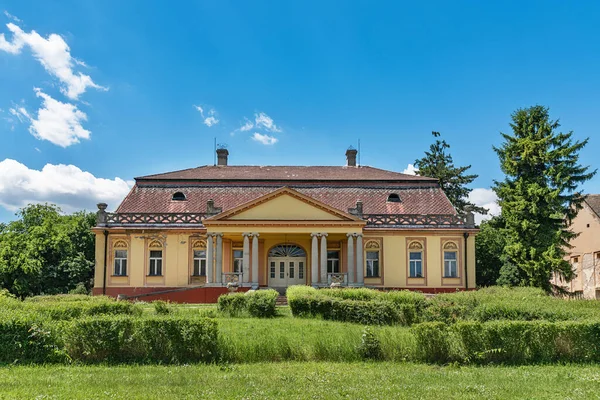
top-left (228, 194), bottom-right (345, 220)
top-left (94, 230), bottom-right (477, 290)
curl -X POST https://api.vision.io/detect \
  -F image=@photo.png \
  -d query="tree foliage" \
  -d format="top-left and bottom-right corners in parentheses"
top-left (415, 131), bottom-right (486, 214)
top-left (475, 216), bottom-right (507, 286)
top-left (0, 204), bottom-right (96, 297)
top-left (493, 106), bottom-right (596, 291)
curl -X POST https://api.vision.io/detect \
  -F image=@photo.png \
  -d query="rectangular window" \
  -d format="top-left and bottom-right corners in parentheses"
top-left (366, 251), bottom-right (379, 277)
top-left (114, 250), bottom-right (127, 276)
top-left (233, 249), bottom-right (244, 274)
top-left (193, 250), bottom-right (207, 276)
top-left (299, 261), bottom-right (304, 280)
top-left (149, 250), bottom-right (163, 276)
top-left (444, 251), bottom-right (458, 278)
top-left (279, 262), bottom-right (285, 279)
top-left (289, 262), bottom-right (295, 279)
top-left (409, 251), bottom-right (423, 278)
top-left (270, 261), bottom-right (276, 279)
top-left (327, 250), bottom-right (340, 274)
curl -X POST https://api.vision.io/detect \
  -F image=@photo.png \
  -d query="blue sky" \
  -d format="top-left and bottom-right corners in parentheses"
top-left (1, 0), bottom-right (599, 222)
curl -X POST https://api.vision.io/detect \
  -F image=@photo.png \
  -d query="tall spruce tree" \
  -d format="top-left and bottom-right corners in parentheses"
top-left (494, 106), bottom-right (596, 291)
top-left (414, 131), bottom-right (486, 214)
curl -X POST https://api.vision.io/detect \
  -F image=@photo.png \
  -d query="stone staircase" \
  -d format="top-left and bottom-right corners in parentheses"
top-left (276, 295), bottom-right (288, 306)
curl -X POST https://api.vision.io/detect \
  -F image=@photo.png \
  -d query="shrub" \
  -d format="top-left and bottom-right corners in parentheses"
top-left (63, 316), bottom-right (218, 363)
top-left (412, 322), bottom-right (451, 363)
top-left (246, 289), bottom-right (278, 318)
top-left (153, 300), bottom-right (171, 315)
top-left (28, 300), bottom-right (142, 320)
top-left (217, 293), bottom-right (248, 317)
top-left (0, 313), bottom-right (65, 364)
top-left (68, 283), bottom-right (89, 295)
top-left (358, 326), bottom-right (383, 360)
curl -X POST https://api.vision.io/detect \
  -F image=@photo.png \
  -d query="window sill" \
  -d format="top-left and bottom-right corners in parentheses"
top-left (365, 276), bottom-right (380, 279)
top-left (111, 275), bottom-right (128, 277)
top-left (443, 276), bottom-right (459, 279)
top-left (146, 274), bottom-right (163, 277)
top-left (408, 276), bottom-right (425, 279)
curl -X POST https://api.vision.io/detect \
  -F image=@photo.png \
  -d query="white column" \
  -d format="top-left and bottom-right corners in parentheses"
top-left (311, 233), bottom-right (320, 286)
top-left (215, 233), bottom-right (223, 284)
top-left (206, 233), bottom-right (214, 284)
top-left (252, 233), bottom-right (259, 288)
top-left (347, 233), bottom-right (355, 285)
top-left (242, 233), bottom-right (250, 284)
top-left (320, 233), bottom-right (328, 284)
top-left (356, 234), bottom-right (364, 286)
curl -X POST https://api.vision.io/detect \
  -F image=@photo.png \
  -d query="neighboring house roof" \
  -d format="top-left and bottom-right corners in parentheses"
top-left (136, 165), bottom-right (437, 182)
top-left (585, 194), bottom-right (600, 219)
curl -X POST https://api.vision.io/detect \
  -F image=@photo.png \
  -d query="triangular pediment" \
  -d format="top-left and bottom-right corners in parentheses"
top-left (205, 187), bottom-right (361, 222)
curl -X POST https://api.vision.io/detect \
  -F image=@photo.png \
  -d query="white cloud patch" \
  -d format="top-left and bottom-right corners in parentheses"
top-left (0, 159), bottom-right (132, 213)
top-left (13, 88), bottom-right (90, 147)
top-left (252, 132), bottom-right (278, 145)
top-left (402, 164), bottom-right (418, 175)
top-left (3, 11), bottom-right (21, 23)
top-left (468, 188), bottom-right (501, 224)
top-left (194, 105), bottom-right (219, 127)
top-left (254, 112), bottom-right (281, 132)
top-left (240, 118), bottom-right (253, 131)
top-left (0, 23), bottom-right (106, 99)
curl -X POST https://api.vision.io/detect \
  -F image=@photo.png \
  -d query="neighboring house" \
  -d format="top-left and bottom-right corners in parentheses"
top-left (553, 195), bottom-right (600, 299)
top-left (92, 148), bottom-right (478, 302)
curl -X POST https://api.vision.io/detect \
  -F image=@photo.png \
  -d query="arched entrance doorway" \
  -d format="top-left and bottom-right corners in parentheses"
top-left (268, 244), bottom-right (307, 287)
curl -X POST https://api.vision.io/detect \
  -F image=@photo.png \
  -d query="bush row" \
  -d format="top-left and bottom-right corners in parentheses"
top-left (0, 314), bottom-right (218, 364)
top-left (412, 320), bottom-right (600, 364)
top-left (287, 285), bottom-right (600, 324)
top-left (288, 293), bottom-right (417, 326)
top-left (217, 289), bottom-right (278, 318)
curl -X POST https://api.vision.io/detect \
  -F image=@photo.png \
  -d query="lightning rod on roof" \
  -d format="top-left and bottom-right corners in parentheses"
top-left (213, 137), bottom-right (216, 166)
top-left (358, 139), bottom-right (361, 166)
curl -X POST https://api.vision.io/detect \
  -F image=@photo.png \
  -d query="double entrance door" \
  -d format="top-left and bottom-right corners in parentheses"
top-left (268, 257), bottom-right (306, 287)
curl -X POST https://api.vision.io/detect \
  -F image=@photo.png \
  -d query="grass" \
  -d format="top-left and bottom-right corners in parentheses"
top-left (1, 363), bottom-right (600, 399)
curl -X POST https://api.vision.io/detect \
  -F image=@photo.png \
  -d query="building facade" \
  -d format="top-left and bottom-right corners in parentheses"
top-left (553, 195), bottom-right (600, 299)
top-left (92, 148), bottom-right (478, 302)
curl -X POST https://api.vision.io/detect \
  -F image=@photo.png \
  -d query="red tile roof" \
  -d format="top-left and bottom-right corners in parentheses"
top-left (116, 185), bottom-right (456, 215)
top-left (136, 165), bottom-right (437, 182)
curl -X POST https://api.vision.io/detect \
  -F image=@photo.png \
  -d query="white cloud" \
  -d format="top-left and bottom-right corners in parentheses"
top-left (13, 88), bottom-right (91, 147)
top-left (402, 164), bottom-right (418, 175)
top-left (240, 118), bottom-right (253, 131)
top-left (468, 188), bottom-right (501, 224)
top-left (194, 105), bottom-right (219, 127)
top-left (254, 112), bottom-right (281, 132)
top-left (252, 132), bottom-right (278, 145)
top-left (0, 159), bottom-right (132, 213)
top-left (0, 23), bottom-right (106, 99)
top-left (3, 11), bottom-right (21, 23)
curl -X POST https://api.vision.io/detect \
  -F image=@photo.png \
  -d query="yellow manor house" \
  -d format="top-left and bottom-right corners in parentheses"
top-left (92, 148), bottom-right (478, 302)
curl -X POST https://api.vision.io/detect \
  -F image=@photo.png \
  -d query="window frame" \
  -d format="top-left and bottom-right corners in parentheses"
top-left (443, 250), bottom-right (458, 278)
top-left (148, 249), bottom-right (163, 276)
top-left (366, 250), bottom-right (380, 278)
top-left (192, 249), bottom-right (207, 277)
top-left (408, 251), bottom-right (423, 278)
top-left (233, 248), bottom-right (244, 274)
top-left (327, 250), bottom-right (340, 274)
top-left (113, 249), bottom-right (128, 276)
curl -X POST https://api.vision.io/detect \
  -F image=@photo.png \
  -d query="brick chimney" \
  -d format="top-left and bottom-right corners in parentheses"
top-left (346, 147), bottom-right (358, 167)
top-left (216, 148), bottom-right (229, 166)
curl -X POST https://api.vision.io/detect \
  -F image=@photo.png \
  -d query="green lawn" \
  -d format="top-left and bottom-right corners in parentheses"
top-left (1, 363), bottom-right (599, 399)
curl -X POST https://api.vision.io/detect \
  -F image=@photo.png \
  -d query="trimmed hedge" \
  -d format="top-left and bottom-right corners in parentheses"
top-left (218, 289), bottom-right (278, 318)
top-left (0, 314), bottom-right (65, 364)
top-left (412, 320), bottom-right (600, 364)
top-left (62, 316), bottom-right (219, 363)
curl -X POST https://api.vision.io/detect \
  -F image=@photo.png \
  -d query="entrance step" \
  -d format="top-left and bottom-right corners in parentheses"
top-left (276, 295), bottom-right (288, 306)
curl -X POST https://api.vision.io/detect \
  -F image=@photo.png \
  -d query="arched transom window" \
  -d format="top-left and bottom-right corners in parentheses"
top-left (269, 245), bottom-right (306, 258)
